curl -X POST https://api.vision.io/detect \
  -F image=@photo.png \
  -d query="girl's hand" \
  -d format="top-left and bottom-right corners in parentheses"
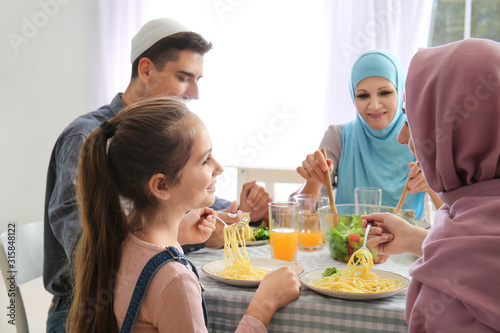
top-left (204, 201), bottom-right (245, 249)
top-left (407, 162), bottom-right (444, 209)
top-left (177, 207), bottom-right (216, 245)
top-left (407, 161), bottom-right (431, 193)
top-left (246, 267), bottom-right (301, 327)
top-left (361, 213), bottom-right (427, 257)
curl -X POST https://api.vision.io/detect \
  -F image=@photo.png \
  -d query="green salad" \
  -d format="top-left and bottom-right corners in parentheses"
top-left (325, 214), bottom-right (380, 263)
top-left (247, 222), bottom-right (269, 241)
top-left (253, 227), bottom-right (270, 241)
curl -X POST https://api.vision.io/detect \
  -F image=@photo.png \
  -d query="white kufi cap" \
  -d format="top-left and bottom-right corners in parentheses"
top-left (130, 18), bottom-right (189, 63)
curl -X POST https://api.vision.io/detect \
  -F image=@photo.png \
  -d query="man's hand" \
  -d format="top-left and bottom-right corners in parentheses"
top-left (177, 207), bottom-right (216, 246)
top-left (239, 180), bottom-right (272, 222)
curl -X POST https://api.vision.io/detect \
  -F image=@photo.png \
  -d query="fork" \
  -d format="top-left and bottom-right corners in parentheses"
top-left (349, 221), bottom-right (374, 268)
top-left (227, 212), bottom-right (251, 223)
top-left (211, 215), bottom-right (250, 228)
top-left (358, 221), bottom-right (373, 253)
top-left (211, 215), bottom-right (229, 227)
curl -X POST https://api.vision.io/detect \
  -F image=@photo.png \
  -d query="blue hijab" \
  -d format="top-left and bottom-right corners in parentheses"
top-left (336, 50), bottom-right (425, 218)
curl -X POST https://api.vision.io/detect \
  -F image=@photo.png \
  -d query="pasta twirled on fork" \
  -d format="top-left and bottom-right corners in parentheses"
top-left (217, 214), bottom-right (269, 281)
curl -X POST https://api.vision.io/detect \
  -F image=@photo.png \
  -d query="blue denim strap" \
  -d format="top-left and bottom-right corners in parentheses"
top-left (119, 246), bottom-right (208, 333)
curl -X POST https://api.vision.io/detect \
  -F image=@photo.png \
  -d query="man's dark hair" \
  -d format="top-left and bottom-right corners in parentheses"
top-left (131, 31), bottom-right (213, 79)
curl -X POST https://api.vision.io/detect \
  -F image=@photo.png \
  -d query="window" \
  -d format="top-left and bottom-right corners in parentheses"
top-left (429, 0), bottom-right (500, 46)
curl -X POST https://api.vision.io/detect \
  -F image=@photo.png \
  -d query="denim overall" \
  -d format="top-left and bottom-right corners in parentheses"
top-left (120, 246), bottom-right (208, 333)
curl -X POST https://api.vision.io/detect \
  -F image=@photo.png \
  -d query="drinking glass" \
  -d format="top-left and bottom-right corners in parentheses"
top-left (354, 187), bottom-right (382, 214)
top-left (293, 194), bottom-right (328, 251)
top-left (268, 202), bottom-right (299, 261)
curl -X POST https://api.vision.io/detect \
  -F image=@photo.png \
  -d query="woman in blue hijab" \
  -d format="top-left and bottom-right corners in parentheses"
top-left (294, 50), bottom-right (435, 219)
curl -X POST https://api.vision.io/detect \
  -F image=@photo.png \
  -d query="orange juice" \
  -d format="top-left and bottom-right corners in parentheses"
top-left (298, 229), bottom-right (324, 248)
top-left (297, 212), bottom-right (323, 251)
top-left (270, 227), bottom-right (298, 261)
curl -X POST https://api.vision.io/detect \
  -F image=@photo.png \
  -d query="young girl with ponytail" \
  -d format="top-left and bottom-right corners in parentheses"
top-left (66, 97), bottom-right (301, 333)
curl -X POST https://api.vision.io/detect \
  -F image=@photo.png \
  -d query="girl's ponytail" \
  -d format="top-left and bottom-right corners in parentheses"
top-left (67, 123), bottom-right (127, 333)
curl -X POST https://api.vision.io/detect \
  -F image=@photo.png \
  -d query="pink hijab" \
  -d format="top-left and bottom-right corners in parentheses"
top-left (404, 38), bottom-right (500, 332)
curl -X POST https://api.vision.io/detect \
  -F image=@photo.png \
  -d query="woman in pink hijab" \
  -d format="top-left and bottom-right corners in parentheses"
top-left (362, 38), bottom-right (500, 332)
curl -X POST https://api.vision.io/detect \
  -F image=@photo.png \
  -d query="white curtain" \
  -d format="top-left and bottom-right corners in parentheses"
top-left (324, 0), bottom-right (434, 126)
top-left (89, 0), bottom-right (143, 109)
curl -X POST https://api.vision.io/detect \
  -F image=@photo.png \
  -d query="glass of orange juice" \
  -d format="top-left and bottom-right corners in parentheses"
top-left (293, 194), bottom-right (328, 252)
top-left (268, 202), bottom-right (299, 262)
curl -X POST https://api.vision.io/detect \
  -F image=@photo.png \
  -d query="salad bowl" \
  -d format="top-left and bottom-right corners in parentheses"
top-left (318, 204), bottom-right (397, 263)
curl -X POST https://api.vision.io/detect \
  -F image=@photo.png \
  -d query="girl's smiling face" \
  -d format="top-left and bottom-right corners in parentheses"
top-left (354, 76), bottom-right (398, 130)
top-left (168, 116), bottom-right (224, 210)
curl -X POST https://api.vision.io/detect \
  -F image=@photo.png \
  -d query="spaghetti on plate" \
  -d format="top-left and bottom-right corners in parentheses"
top-left (312, 250), bottom-right (402, 293)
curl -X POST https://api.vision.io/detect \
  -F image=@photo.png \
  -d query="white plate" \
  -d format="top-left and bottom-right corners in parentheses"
top-left (239, 239), bottom-right (268, 247)
top-left (300, 268), bottom-right (410, 300)
top-left (202, 258), bottom-right (303, 287)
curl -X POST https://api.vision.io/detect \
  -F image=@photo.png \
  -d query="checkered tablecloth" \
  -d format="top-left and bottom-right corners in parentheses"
top-left (186, 245), bottom-right (416, 333)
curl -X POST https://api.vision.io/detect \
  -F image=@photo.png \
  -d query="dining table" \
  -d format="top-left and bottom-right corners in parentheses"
top-left (186, 244), bottom-right (417, 333)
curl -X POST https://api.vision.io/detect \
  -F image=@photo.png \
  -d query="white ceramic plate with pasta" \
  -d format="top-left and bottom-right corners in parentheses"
top-left (300, 268), bottom-right (410, 300)
top-left (202, 258), bottom-right (303, 287)
top-left (239, 240), bottom-right (268, 247)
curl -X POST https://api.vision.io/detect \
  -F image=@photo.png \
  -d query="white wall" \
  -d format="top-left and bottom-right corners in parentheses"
top-left (0, 0), bottom-right (92, 229)
top-left (1, 2), bottom-right (91, 331)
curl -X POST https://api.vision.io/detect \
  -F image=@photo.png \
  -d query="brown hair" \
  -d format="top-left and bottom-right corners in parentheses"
top-left (131, 31), bottom-right (213, 79)
top-left (67, 97), bottom-right (197, 332)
